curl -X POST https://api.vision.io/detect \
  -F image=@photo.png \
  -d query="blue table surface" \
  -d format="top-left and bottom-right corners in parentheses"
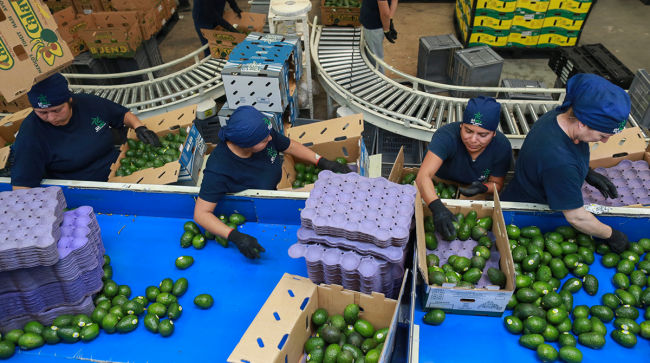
top-left (9, 214), bottom-right (308, 363)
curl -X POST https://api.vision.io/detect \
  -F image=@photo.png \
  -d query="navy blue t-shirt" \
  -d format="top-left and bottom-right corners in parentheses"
top-left (199, 129), bottom-right (291, 203)
top-left (360, 0), bottom-right (391, 30)
top-left (427, 122), bottom-right (512, 185)
top-left (501, 110), bottom-right (589, 210)
top-left (11, 94), bottom-right (128, 187)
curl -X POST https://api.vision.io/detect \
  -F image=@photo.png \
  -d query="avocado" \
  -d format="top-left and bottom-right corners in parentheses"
top-left (629, 270), bottom-right (646, 287)
top-left (558, 333), bottom-right (577, 348)
top-left (72, 314), bottom-right (92, 328)
top-left (548, 278), bottom-right (561, 291)
top-left (578, 332), bottom-right (605, 349)
top-left (556, 318), bottom-right (573, 334)
top-left (478, 236), bottom-right (493, 249)
top-left (476, 217), bottom-right (492, 230)
top-left (506, 225), bottom-right (521, 239)
top-left (617, 260), bottom-right (635, 275)
top-left (506, 294), bottom-right (519, 310)
top-left (159, 319), bottom-right (174, 337)
top-left (541, 291), bottom-right (562, 309)
top-left (321, 326), bottom-right (341, 344)
top-left (521, 226), bottom-right (541, 238)
top-left (423, 309), bottom-right (445, 325)
top-left (562, 278), bottom-right (582, 293)
top-left (504, 315), bottom-right (523, 334)
top-left (426, 254), bottom-right (440, 267)
top-left (615, 305), bottom-right (639, 319)
top-left (558, 346), bottom-right (582, 363)
top-left (341, 344), bottom-right (362, 359)
top-left (560, 242), bottom-right (578, 255)
top-left (532, 281), bottom-right (552, 296)
top-left (17, 332), bottom-right (43, 350)
top-left (102, 265), bottom-right (113, 281)
top-left (513, 303), bottom-right (546, 320)
top-left (445, 271), bottom-right (461, 284)
top-left (640, 321), bottom-right (650, 338)
top-left (589, 316), bottom-right (607, 337)
top-left (159, 278), bottom-right (174, 293)
top-left (101, 313), bottom-right (119, 334)
top-left (522, 253), bottom-right (541, 272)
top-left (90, 307), bottom-right (108, 326)
top-left (148, 302), bottom-right (167, 317)
top-left (192, 234), bottom-right (207, 249)
top-left (157, 292), bottom-right (178, 307)
top-left (460, 268), bottom-right (479, 284)
top-left (167, 303), bottom-right (183, 320)
top-left (424, 232), bottom-right (438, 250)
top-left (57, 326), bottom-right (80, 343)
top-left (353, 320), bottom-right (375, 338)
top-left (536, 343), bottom-right (558, 362)
top-left (595, 243), bottom-right (610, 254)
top-left (452, 256), bottom-right (471, 273)
top-left (515, 274), bottom-right (533, 289)
top-left (423, 216), bottom-right (435, 232)
top-left (535, 266), bottom-right (552, 283)
top-left (305, 337), bottom-right (326, 353)
top-left (229, 213), bottom-right (246, 225)
top-left (79, 323), bottom-right (99, 342)
top-left (615, 289), bottom-right (637, 307)
top-left (180, 231), bottom-right (194, 248)
top-left (546, 308), bottom-right (567, 325)
top-left (22, 321), bottom-right (44, 335)
top-left (144, 313), bottom-right (160, 333)
top-left (572, 263), bottom-right (589, 277)
top-left (612, 272), bottom-right (630, 289)
top-left (145, 286), bottom-right (161, 301)
top-left (640, 288), bottom-right (650, 307)
top-left (360, 338), bottom-right (378, 354)
top-left (184, 221), bottom-right (201, 234)
top-left (611, 329), bottom-right (636, 348)
top-left (122, 300), bottom-right (144, 316)
top-left (524, 316), bottom-right (547, 334)
top-left (330, 315), bottom-right (346, 332)
top-left (519, 334), bottom-right (544, 349)
top-left (601, 293), bottom-right (620, 310)
top-left (175, 255), bottom-right (194, 269)
top-left (545, 240), bottom-right (563, 258)
top-left (428, 270), bottom-right (446, 286)
top-left (172, 277), bottom-right (189, 297)
top-left (577, 247), bottom-right (595, 265)
top-left (511, 246), bottom-right (528, 263)
top-left (341, 304), bottom-right (360, 325)
top-left (52, 315), bottom-right (74, 328)
top-left (559, 290), bottom-right (573, 312)
top-left (347, 332), bottom-right (364, 348)
top-left (471, 226), bottom-right (488, 241)
top-left (572, 305), bottom-right (590, 319)
top-left (572, 317), bottom-right (592, 335)
top-left (582, 274), bottom-right (598, 296)
top-left (590, 305), bottom-right (613, 322)
top-left (313, 308), bottom-right (329, 326)
top-left (193, 294), bottom-right (214, 309)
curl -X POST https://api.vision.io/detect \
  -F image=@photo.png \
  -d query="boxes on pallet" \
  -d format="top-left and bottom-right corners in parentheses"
top-left (320, 0), bottom-right (362, 26)
top-left (162, 0), bottom-right (176, 20)
top-left (79, 12), bottom-right (144, 58)
top-left (468, 27), bottom-right (510, 47)
top-left (450, 46), bottom-right (504, 98)
top-left (0, 108), bottom-right (31, 169)
top-left (217, 101), bottom-right (285, 135)
top-left (506, 26), bottom-right (540, 47)
top-left (43, 0), bottom-right (76, 13)
top-left (0, 95), bottom-right (30, 114)
top-left (140, 8), bottom-right (160, 40)
top-left (112, 0), bottom-right (156, 11)
top-left (548, 0), bottom-right (592, 13)
top-left (245, 33), bottom-right (303, 81)
top-left (456, 0), bottom-right (469, 20)
top-left (512, 8), bottom-right (545, 29)
top-left (54, 7), bottom-right (97, 57)
top-left (100, 0), bottom-right (116, 11)
top-left (514, 0), bottom-right (549, 12)
top-left (222, 42), bottom-right (297, 113)
top-left (200, 11), bottom-right (267, 60)
top-left (543, 9), bottom-right (587, 30)
top-left (72, 0), bottom-right (103, 14)
top-left (475, 0), bottom-right (517, 11)
top-left (277, 114), bottom-right (369, 192)
top-left (537, 27), bottom-right (580, 47)
top-left (0, 0), bottom-right (75, 102)
top-left (471, 9), bottom-right (514, 30)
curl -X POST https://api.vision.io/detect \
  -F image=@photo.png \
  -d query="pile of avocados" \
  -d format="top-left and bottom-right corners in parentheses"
top-left (502, 224), bottom-right (650, 362)
top-left (424, 210), bottom-right (505, 289)
top-left (323, 0), bottom-right (362, 8)
top-left (0, 254), bottom-right (214, 360)
top-left (115, 129), bottom-right (187, 177)
top-left (180, 215), bottom-right (246, 251)
top-left (304, 304), bottom-right (389, 363)
top-left (292, 157), bottom-right (348, 189)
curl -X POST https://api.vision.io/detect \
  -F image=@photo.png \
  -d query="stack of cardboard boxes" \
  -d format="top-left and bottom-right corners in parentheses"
top-left (455, 0), bottom-right (593, 49)
top-left (200, 11), bottom-right (267, 60)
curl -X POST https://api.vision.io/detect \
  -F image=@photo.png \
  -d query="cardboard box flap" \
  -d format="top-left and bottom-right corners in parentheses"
top-left (0, 108), bottom-right (31, 143)
top-left (222, 11), bottom-right (267, 32)
top-left (54, 6), bottom-right (77, 26)
top-left (387, 146), bottom-right (405, 184)
top-left (589, 127), bottom-right (647, 168)
top-left (128, 104), bottom-right (197, 137)
top-left (92, 11), bottom-right (141, 27)
top-left (286, 114), bottom-right (364, 147)
top-left (200, 28), bottom-right (247, 44)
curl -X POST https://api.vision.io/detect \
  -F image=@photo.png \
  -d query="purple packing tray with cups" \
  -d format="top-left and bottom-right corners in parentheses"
top-left (425, 232), bottom-right (501, 289)
top-left (0, 295), bottom-right (95, 334)
top-left (300, 171), bottom-right (417, 248)
top-left (583, 160), bottom-right (650, 207)
top-left (0, 207), bottom-right (104, 293)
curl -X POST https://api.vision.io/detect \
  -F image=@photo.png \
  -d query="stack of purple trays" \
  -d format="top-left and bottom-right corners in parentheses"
top-left (291, 171), bottom-right (416, 298)
top-left (0, 188), bottom-right (105, 333)
top-left (582, 160), bottom-right (650, 207)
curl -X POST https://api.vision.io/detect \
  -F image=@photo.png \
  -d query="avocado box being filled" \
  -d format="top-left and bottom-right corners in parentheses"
top-left (416, 192), bottom-right (516, 316)
top-left (228, 273), bottom-right (407, 363)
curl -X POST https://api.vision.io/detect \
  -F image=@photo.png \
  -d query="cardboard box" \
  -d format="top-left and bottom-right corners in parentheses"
top-left (475, 0), bottom-right (517, 12)
top-left (162, 0), bottom-right (176, 20)
top-left (507, 27), bottom-right (541, 47)
top-left (0, 94), bottom-right (31, 113)
top-left (79, 11), bottom-right (143, 58)
top-left (111, 0), bottom-right (156, 11)
top-left (245, 32), bottom-right (303, 82)
top-left (0, 0), bottom-right (76, 102)
top-left (107, 105), bottom-right (199, 185)
top-left (200, 12), bottom-right (267, 60)
top-left (72, 0), bottom-right (103, 14)
top-left (277, 114), bottom-right (369, 192)
top-left (228, 273), bottom-right (405, 363)
top-left (416, 191), bottom-right (515, 315)
top-left (43, 0), bottom-right (75, 13)
top-left (542, 10), bottom-right (587, 30)
top-left (54, 6), bottom-right (97, 57)
top-left (471, 9), bottom-right (514, 30)
top-left (100, 0), bottom-right (116, 11)
top-left (548, 0), bottom-right (592, 13)
top-left (177, 124), bottom-right (212, 185)
top-left (0, 108), bottom-right (32, 169)
top-left (589, 127), bottom-right (649, 169)
top-left (468, 27), bottom-right (510, 47)
top-left (514, 0), bottom-right (549, 12)
top-left (321, 0), bottom-right (362, 26)
top-left (512, 8), bottom-right (545, 29)
top-left (536, 27), bottom-right (579, 47)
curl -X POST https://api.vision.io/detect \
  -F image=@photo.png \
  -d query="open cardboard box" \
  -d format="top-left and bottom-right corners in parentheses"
top-left (0, 108), bottom-right (31, 169)
top-left (321, 0), bottom-right (362, 26)
top-left (416, 190), bottom-right (515, 316)
top-left (0, 94), bottom-right (31, 114)
top-left (54, 6), bottom-right (97, 57)
top-left (387, 147), bottom-right (487, 200)
top-left (277, 114), bottom-right (369, 192)
top-left (72, 0), bottom-right (103, 15)
top-left (228, 273), bottom-right (407, 363)
top-left (107, 105), bottom-right (199, 185)
top-left (200, 11), bottom-right (266, 60)
top-left (0, 0), bottom-right (75, 102)
top-left (588, 126), bottom-right (650, 207)
top-left (79, 12), bottom-right (144, 58)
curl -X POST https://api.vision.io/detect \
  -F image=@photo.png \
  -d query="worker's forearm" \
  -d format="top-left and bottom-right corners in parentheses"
top-left (12, 186), bottom-right (30, 191)
top-left (378, 1), bottom-right (391, 31)
top-left (194, 210), bottom-right (234, 239)
top-left (416, 174), bottom-right (439, 205)
top-left (284, 140), bottom-right (319, 165)
top-left (389, 0), bottom-right (399, 17)
top-left (484, 177), bottom-right (504, 195)
top-left (123, 112), bottom-right (145, 130)
top-left (563, 208), bottom-right (612, 239)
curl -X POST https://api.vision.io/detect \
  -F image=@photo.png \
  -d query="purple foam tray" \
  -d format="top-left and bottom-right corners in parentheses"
top-left (0, 207), bottom-right (104, 293)
top-left (0, 295), bottom-right (95, 334)
top-left (584, 161), bottom-right (650, 206)
top-left (296, 227), bottom-right (405, 263)
top-left (300, 171), bottom-right (416, 247)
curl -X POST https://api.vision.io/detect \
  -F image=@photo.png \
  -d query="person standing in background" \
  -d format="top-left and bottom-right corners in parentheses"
top-left (359, 0), bottom-right (399, 74)
top-left (193, 0), bottom-right (244, 57)
top-left (177, 0), bottom-right (191, 12)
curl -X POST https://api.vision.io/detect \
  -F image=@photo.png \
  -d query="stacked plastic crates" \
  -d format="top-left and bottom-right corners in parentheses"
top-left (455, 0), bottom-right (594, 49)
top-left (549, 44), bottom-right (635, 89)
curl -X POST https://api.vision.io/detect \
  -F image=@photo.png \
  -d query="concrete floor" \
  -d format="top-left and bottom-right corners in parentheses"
top-left (157, 0), bottom-right (650, 120)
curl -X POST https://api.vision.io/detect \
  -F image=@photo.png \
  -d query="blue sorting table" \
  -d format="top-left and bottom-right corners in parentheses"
top-left (415, 209), bottom-right (650, 363)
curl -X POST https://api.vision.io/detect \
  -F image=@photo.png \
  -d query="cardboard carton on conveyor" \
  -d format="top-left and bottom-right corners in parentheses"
top-left (244, 32), bottom-right (303, 81)
top-left (199, 11), bottom-right (267, 60)
top-left (0, 0), bottom-right (76, 102)
top-left (54, 6), bottom-right (97, 57)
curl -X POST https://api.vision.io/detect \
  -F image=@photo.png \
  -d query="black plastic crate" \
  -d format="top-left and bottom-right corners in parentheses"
top-left (115, 38), bottom-right (163, 83)
top-left (62, 52), bottom-right (115, 86)
top-left (143, 37), bottom-right (164, 78)
top-left (194, 116), bottom-right (221, 144)
top-left (377, 128), bottom-right (422, 165)
top-left (582, 44), bottom-right (635, 88)
top-left (500, 79), bottom-right (553, 101)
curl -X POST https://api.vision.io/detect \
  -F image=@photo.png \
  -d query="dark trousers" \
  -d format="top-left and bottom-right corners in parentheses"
top-left (194, 20), bottom-right (214, 57)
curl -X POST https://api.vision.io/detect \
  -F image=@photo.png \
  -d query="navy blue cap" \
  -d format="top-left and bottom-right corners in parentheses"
top-left (218, 106), bottom-right (272, 148)
top-left (463, 96), bottom-right (501, 132)
top-left (27, 73), bottom-right (71, 109)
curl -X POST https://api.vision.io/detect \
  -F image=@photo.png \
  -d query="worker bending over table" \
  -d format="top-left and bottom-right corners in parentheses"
top-left (501, 74), bottom-right (630, 253)
top-left (416, 96), bottom-right (512, 238)
top-left (194, 106), bottom-right (353, 259)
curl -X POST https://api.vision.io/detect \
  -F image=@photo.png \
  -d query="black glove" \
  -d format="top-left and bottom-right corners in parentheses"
top-left (235, 9), bottom-right (243, 19)
top-left (605, 228), bottom-right (630, 253)
top-left (389, 19), bottom-right (397, 40)
top-left (317, 157), bottom-right (353, 174)
top-left (428, 199), bottom-right (458, 239)
top-left (585, 168), bottom-right (618, 199)
top-left (228, 229), bottom-right (265, 259)
top-left (135, 126), bottom-right (161, 147)
top-left (384, 31), bottom-right (395, 43)
top-left (227, 25), bottom-right (240, 33)
top-left (459, 182), bottom-right (488, 197)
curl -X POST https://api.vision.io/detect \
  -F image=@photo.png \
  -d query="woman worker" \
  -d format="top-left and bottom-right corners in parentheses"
top-left (501, 74), bottom-right (630, 253)
top-left (416, 96), bottom-right (513, 238)
top-left (194, 106), bottom-right (353, 259)
top-left (193, 0), bottom-right (244, 57)
top-left (11, 74), bottom-right (160, 190)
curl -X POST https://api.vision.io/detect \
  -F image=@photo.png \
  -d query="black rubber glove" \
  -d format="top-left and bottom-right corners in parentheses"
top-left (428, 199), bottom-right (458, 239)
top-left (604, 229), bottom-right (630, 254)
top-left (384, 31), bottom-right (395, 43)
top-left (234, 9), bottom-right (243, 18)
top-left (389, 19), bottom-right (398, 40)
top-left (585, 168), bottom-right (618, 199)
top-left (135, 126), bottom-right (161, 147)
top-left (227, 25), bottom-right (240, 33)
top-left (459, 182), bottom-right (489, 197)
top-left (317, 157), bottom-right (353, 174)
top-left (228, 229), bottom-right (265, 259)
